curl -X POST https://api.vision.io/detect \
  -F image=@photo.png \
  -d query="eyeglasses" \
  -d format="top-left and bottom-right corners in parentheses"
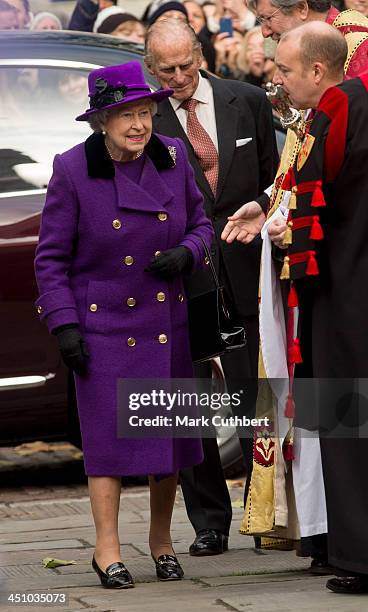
top-left (255, 7), bottom-right (282, 26)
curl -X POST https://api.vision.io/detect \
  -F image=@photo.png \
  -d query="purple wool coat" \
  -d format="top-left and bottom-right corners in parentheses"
top-left (34, 132), bottom-right (214, 476)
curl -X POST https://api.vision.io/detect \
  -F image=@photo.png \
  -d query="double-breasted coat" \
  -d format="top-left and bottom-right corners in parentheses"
top-left (34, 132), bottom-right (214, 476)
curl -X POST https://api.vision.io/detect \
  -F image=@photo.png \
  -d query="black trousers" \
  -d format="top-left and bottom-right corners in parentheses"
top-left (179, 315), bottom-right (259, 536)
top-left (319, 384), bottom-right (368, 576)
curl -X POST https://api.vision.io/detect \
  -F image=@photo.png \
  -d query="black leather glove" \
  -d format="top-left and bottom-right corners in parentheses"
top-left (146, 246), bottom-right (193, 279)
top-left (53, 324), bottom-right (89, 375)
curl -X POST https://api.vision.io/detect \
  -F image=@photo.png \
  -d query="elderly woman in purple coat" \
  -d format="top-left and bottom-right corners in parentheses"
top-left (34, 61), bottom-right (213, 589)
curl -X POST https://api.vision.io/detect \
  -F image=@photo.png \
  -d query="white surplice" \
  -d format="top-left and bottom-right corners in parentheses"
top-left (260, 197), bottom-right (327, 537)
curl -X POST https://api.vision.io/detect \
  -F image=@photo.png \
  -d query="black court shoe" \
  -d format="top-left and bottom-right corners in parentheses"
top-left (92, 556), bottom-right (134, 589)
top-left (151, 553), bottom-right (184, 581)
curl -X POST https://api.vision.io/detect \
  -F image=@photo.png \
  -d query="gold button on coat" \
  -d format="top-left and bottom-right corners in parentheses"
top-left (37, 305), bottom-right (43, 314)
top-left (127, 337), bottom-right (136, 347)
top-left (158, 212), bottom-right (168, 221)
top-left (89, 303), bottom-right (98, 312)
top-left (127, 297), bottom-right (136, 307)
top-left (154, 250), bottom-right (161, 257)
top-left (112, 219), bottom-right (121, 230)
top-left (178, 294), bottom-right (184, 302)
top-left (204, 256), bottom-right (210, 265)
top-left (156, 292), bottom-right (166, 302)
top-left (158, 334), bottom-right (168, 344)
top-left (124, 256), bottom-right (134, 266)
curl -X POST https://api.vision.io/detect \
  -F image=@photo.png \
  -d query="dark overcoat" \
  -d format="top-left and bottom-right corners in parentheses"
top-left (34, 132), bottom-right (214, 476)
top-left (154, 71), bottom-right (279, 317)
top-left (289, 76), bottom-right (368, 576)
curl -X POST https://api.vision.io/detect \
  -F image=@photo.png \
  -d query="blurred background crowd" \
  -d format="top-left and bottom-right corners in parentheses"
top-left (2, 0), bottom-right (367, 91)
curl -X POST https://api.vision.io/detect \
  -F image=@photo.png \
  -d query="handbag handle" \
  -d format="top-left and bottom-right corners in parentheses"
top-left (199, 237), bottom-right (221, 290)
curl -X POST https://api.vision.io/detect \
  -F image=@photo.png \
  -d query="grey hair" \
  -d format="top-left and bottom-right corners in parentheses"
top-left (145, 17), bottom-right (202, 67)
top-left (87, 109), bottom-right (110, 133)
top-left (247, 0), bottom-right (331, 15)
top-left (87, 101), bottom-right (158, 133)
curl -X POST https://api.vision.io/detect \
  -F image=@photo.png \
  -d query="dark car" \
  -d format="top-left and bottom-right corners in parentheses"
top-left (0, 31), bottom-right (154, 446)
top-left (0, 31), bottom-right (258, 477)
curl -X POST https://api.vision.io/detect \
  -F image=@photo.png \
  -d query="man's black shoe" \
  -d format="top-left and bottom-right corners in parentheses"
top-left (189, 529), bottom-right (228, 556)
top-left (310, 559), bottom-right (334, 575)
top-left (326, 576), bottom-right (368, 594)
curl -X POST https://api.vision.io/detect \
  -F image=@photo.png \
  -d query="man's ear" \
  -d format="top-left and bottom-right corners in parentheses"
top-left (195, 49), bottom-right (204, 68)
top-left (144, 57), bottom-right (155, 77)
top-left (313, 62), bottom-right (326, 84)
top-left (297, 0), bottom-right (309, 22)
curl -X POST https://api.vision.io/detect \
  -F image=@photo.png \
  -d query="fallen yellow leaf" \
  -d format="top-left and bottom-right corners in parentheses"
top-left (42, 558), bottom-right (76, 568)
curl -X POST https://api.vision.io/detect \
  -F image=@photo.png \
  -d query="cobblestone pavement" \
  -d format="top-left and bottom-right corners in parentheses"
top-left (0, 445), bottom-right (365, 611)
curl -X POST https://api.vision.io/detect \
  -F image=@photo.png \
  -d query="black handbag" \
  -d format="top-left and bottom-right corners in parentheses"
top-left (187, 239), bottom-right (247, 363)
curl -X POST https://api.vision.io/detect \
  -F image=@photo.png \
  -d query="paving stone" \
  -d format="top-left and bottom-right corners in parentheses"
top-left (0, 527), bottom-right (97, 546)
top-left (0, 539), bottom-right (84, 553)
top-left (220, 581), bottom-right (368, 611)
top-left (1, 548), bottom-right (92, 566)
top-left (0, 501), bottom-right (92, 521)
top-left (199, 571), bottom-right (312, 587)
top-left (0, 512), bottom-right (140, 534)
top-left (2, 572), bottom-right (103, 591)
top-left (0, 564), bottom-right (53, 579)
top-left (76, 579), bottom-right (215, 611)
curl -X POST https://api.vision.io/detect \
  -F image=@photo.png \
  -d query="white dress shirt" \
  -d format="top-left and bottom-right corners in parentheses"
top-left (169, 73), bottom-right (219, 152)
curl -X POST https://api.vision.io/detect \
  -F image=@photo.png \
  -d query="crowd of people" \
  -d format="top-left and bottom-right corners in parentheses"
top-left (1, 0), bottom-right (365, 86)
top-left (3, 0), bottom-right (368, 599)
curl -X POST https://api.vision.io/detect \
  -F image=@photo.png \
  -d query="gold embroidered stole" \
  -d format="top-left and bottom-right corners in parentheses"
top-left (333, 9), bottom-right (368, 73)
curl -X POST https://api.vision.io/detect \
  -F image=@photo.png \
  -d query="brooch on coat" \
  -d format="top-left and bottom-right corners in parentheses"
top-left (168, 146), bottom-right (177, 167)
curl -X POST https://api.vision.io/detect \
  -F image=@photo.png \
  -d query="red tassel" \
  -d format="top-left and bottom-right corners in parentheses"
top-left (311, 184), bottom-right (326, 207)
top-left (287, 285), bottom-right (299, 308)
top-left (310, 216), bottom-right (324, 240)
top-left (283, 442), bottom-right (295, 461)
top-left (284, 393), bottom-right (295, 418)
top-left (290, 338), bottom-right (303, 364)
top-left (306, 251), bottom-right (319, 275)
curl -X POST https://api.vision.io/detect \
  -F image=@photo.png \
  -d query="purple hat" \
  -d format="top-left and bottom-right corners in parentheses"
top-left (75, 61), bottom-right (173, 121)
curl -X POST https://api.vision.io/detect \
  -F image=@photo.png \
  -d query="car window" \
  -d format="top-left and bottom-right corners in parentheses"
top-left (0, 66), bottom-right (91, 194)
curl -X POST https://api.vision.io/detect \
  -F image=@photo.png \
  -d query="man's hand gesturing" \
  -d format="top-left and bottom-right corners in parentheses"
top-left (221, 201), bottom-right (266, 244)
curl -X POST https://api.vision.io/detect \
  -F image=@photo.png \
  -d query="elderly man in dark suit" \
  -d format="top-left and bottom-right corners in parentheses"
top-left (145, 19), bottom-right (278, 556)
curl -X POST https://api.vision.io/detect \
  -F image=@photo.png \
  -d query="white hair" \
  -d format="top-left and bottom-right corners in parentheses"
top-left (30, 11), bottom-right (62, 30)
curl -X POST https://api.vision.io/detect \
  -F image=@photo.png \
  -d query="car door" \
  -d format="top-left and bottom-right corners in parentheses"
top-left (0, 60), bottom-right (97, 443)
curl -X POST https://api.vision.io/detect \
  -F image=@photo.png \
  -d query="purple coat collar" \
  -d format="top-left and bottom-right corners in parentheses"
top-left (84, 131), bottom-right (176, 179)
top-left (116, 155), bottom-right (174, 212)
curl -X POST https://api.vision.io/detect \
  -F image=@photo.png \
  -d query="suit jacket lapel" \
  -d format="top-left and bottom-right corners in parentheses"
top-left (154, 98), bottom-right (213, 201)
top-left (207, 74), bottom-right (239, 202)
